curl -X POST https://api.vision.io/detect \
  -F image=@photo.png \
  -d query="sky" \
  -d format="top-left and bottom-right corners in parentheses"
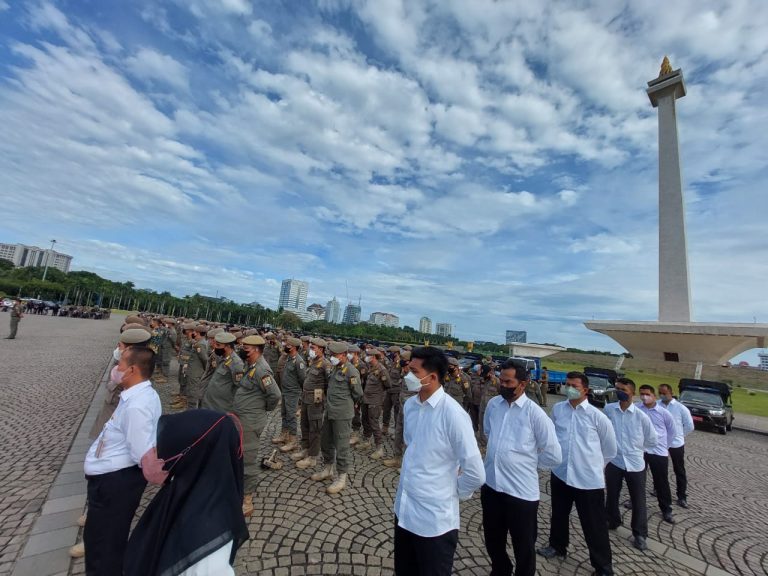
top-left (1, 1), bottom-right (767, 363)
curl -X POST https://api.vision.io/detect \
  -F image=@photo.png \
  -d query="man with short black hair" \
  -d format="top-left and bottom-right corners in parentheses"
top-left (394, 347), bottom-right (485, 575)
top-left (658, 383), bottom-right (694, 508)
top-left (83, 346), bottom-right (162, 575)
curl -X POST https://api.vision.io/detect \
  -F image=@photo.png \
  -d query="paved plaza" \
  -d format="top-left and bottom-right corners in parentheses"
top-left (1, 314), bottom-right (767, 575)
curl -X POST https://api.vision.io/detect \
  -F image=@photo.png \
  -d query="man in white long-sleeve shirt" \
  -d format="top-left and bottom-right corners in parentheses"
top-left (659, 383), bottom-right (694, 508)
top-left (394, 347), bottom-right (485, 576)
top-left (482, 361), bottom-right (561, 576)
top-left (538, 372), bottom-right (617, 576)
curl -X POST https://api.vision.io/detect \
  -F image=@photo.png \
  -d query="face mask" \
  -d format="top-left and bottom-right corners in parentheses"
top-left (404, 371), bottom-right (428, 392)
top-left (565, 385), bottom-right (582, 400)
top-left (499, 385), bottom-right (517, 401)
top-left (364, 356), bottom-right (372, 363)
top-left (284, 346), bottom-right (292, 354)
top-left (214, 347), bottom-right (225, 357)
top-left (330, 356), bottom-right (340, 366)
top-left (110, 365), bottom-right (126, 385)
top-left (237, 349), bottom-right (248, 361)
top-left (309, 349), bottom-right (317, 360)
top-left (641, 394), bottom-right (654, 405)
top-left (347, 353), bottom-right (354, 361)
top-left (661, 395), bottom-right (672, 404)
top-left (616, 390), bottom-right (630, 402)
top-left (112, 347), bottom-right (121, 362)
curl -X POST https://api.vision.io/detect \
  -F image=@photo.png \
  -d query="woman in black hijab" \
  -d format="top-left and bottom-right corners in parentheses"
top-left (124, 409), bottom-right (250, 576)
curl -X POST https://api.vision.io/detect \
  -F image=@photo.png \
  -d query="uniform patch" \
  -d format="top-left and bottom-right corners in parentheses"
top-left (235, 372), bottom-right (243, 383)
top-left (351, 376), bottom-right (360, 387)
top-left (261, 375), bottom-right (275, 390)
top-left (299, 362), bottom-right (305, 370)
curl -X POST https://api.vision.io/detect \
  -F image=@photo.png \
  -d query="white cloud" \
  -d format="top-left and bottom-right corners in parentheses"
top-left (125, 48), bottom-right (189, 90)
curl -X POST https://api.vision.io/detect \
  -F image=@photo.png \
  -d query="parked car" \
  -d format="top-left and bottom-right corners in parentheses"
top-left (1, 298), bottom-right (15, 311)
top-left (585, 367), bottom-right (618, 407)
top-left (678, 378), bottom-right (734, 435)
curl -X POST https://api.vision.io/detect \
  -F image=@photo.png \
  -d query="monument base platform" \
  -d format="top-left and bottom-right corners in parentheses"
top-left (584, 321), bottom-right (768, 365)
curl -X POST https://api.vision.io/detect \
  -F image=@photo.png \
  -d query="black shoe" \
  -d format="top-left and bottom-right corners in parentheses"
top-left (623, 499), bottom-right (632, 510)
top-left (633, 536), bottom-right (648, 551)
top-left (677, 498), bottom-right (688, 508)
top-left (662, 511), bottom-right (675, 524)
top-left (537, 545), bottom-right (567, 559)
top-left (607, 521), bottom-right (622, 530)
top-left (592, 570), bottom-right (614, 576)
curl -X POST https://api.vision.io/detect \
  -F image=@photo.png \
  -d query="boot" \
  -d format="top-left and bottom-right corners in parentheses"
top-left (355, 438), bottom-right (372, 451)
top-left (327, 473), bottom-right (347, 494)
top-left (242, 494), bottom-right (254, 517)
top-left (349, 432), bottom-right (360, 446)
top-left (370, 445), bottom-right (385, 460)
top-left (272, 430), bottom-right (288, 444)
top-left (382, 457), bottom-right (402, 468)
top-left (280, 434), bottom-right (298, 453)
top-left (290, 449), bottom-right (308, 461)
top-left (77, 513), bottom-right (87, 527)
top-left (296, 455), bottom-right (317, 470)
top-left (310, 464), bottom-right (335, 481)
top-left (69, 542), bottom-right (85, 558)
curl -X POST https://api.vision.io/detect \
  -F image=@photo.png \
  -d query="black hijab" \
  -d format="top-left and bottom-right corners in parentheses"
top-left (124, 410), bottom-right (250, 576)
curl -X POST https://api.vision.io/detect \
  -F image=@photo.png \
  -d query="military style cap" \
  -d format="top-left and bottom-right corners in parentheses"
top-left (125, 315), bottom-right (144, 325)
top-left (369, 348), bottom-right (383, 358)
top-left (328, 341), bottom-right (348, 355)
top-left (232, 331), bottom-right (244, 340)
top-left (347, 344), bottom-right (361, 353)
top-left (215, 332), bottom-right (236, 344)
top-left (447, 356), bottom-right (459, 366)
top-left (165, 318), bottom-right (177, 325)
top-left (207, 327), bottom-right (223, 337)
top-left (300, 335), bottom-right (311, 342)
top-left (242, 334), bottom-right (266, 346)
top-left (196, 324), bottom-right (209, 334)
top-left (401, 351), bottom-right (411, 361)
top-left (403, 345), bottom-right (413, 351)
top-left (287, 337), bottom-right (302, 347)
top-left (388, 345), bottom-right (401, 353)
top-left (120, 328), bottom-right (152, 344)
top-left (310, 337), bottom-right (327, 348)
top-left (123, 323), bottom-right (152, 334)
top-left (182, 322), bottom-right (196, 331)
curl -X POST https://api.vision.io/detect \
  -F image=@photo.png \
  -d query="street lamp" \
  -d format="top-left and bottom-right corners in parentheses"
top-left (41, 239), bottom-right (56, 282)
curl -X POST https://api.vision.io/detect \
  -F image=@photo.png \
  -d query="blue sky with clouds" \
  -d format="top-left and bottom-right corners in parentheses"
top-left (1, 1), bottom-right (767, 361)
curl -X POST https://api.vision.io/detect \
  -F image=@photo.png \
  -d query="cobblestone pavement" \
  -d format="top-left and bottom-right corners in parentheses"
top-left (0, 313), bottom-right (116, 576)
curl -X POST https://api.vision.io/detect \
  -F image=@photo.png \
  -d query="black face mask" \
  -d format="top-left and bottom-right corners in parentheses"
top-left (237, 349), bottom-right (248, 361)
top-left (214, 347), bottom-right (225, 357)
top-left (499, 385), bottom-right (518, 401)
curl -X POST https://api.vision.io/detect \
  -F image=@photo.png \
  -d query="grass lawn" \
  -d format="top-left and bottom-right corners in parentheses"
top-left (544, 361), bottom-right (768, 418)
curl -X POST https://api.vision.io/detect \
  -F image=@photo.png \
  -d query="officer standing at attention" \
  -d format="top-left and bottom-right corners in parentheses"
top-left (272, 337), bottom-right (306, 453)
top-left (236, 334), bottom-right (281, 517)
top-left (148, 318), bottom-right (167, 382)
top-left (162, 318), bottom-right (178, 383)
top-left (294, 338), bottom-right (331, 470)
top-left (184, 324), bottom-right (209, 410)
top-left (311, 341), bottom-right (363, 494)
top-left (444, 357), bottom-right (471, 408)
top-left (478, 365), bottom-right (500, 445)
top-left (658, 383), bottom-right (694, 508)
top-left (383, 351), bottom-right (413, 469)
top-left (348, 345), bottom-right (368, 446)
top-left (383, 346), bottom-right (403, 435)
top-left (202, 332), bottom-right (244, 413)
top-left (6, 298), bottom-right (24, 339)
top-left (172, 323), bottom-right (195, 410)
top-left (356, 349), bottom-right (389, 460)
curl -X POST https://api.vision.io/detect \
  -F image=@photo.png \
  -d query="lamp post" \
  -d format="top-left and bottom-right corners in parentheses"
top-left (41, 239), bottom-right (57, 282)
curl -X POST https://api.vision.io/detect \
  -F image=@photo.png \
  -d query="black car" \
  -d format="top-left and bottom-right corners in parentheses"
top-left (678, 378), bottom-right (734, 435)
top-left (585, 367), bottom-right (617, 407)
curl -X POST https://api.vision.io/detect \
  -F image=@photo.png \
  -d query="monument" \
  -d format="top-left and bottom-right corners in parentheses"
top-left (585, 58), bottom-right (768, 366)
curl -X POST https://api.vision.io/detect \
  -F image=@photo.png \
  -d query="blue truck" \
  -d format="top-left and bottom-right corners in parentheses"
top-left (504, 356), bottom-right (568, 394)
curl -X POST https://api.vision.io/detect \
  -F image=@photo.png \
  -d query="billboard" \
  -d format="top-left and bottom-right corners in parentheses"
top-left (505, 330), bottom-right (527, 344)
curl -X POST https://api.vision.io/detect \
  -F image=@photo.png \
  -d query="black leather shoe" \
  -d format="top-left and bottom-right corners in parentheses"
top-left (592, 570), bottom-right (614, 576)
top-left (623, 499), bottom-right (632, 510)
top-left (663, 511), bottom-right (675, 524)
top-left (677, 498), bottom-right (688, 508)
top-left (633, 536), bottom-right (648, 551)
top-left (607, 521), bottom-right (621, 530)
top-left (537, 546), bottom-right (567, 559)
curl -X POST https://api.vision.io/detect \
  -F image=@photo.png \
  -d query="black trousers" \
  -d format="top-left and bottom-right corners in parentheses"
top-left (394, 517), bottom-right (458, 576)
top-left (481, 485), bottom-right (538, 576)
top-left (644, 453), bottom-right (672, 513)
top-left (84, 466), bottom-right (147, 576)
top-left (549, 473), bottom-right (612, 574)
top-left (604, 463), bottom-right (647, 537)
top-left (668, 445), bottom-right (687, 499)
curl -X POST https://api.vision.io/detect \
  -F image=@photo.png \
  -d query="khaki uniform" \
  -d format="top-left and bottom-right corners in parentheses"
top-left (321, 362), bottom-right (363, 473)
top-left (177, 336), bottom-right (193, 398)
top-left (202, 353), bottom-right (244, 413)
top-left (393, 383), bottom-right (417, 458)
top-left (8, 302), bottom-right (22, 339)
top-left (234, 356), bottom-right (281, 492)
top-left (351, 359), bottom-right (368, 433)
top-left (263, 343), bottom-right (280, 378)
top-left (479, 374), bottom-right (500, 442)
top-left (382, 358), bottom-right (402, 429)
top-left (186, 338), bottom-right (209, 406)
top-left (300, 357), bottom-right (331, 457)
top-left (468, 373), bottom-right (484, 432)
top-left (362, 363), bottom-right (389, 445)
top-left (444, 371), bottom-right (471, 408)
top-left (161, 328), bottom-right (177, 377)
top-left (280, 354), bottom-right (306, 435)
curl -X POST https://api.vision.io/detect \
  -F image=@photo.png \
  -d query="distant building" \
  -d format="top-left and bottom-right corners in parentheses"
top-left (307, 303), bottom-right (325, 320)
top-left (279, 279), bottom-right (308, 311)
top-left (0, 242), bottom-right (72, 273)
top-left (759, 352), bottom-right (768, 371)
top-left (281, 307), bottom-right (315, 322)
top-left (369, 312), bottom-right (399, 328)
top-left (325, 297), bottom-right (341, 324)
top-left (506, 330), bottom-right (527, 344)
top-left (342, 303), bottom-right (361, 325)
top-left (436, 322), bottom-right (452, 337)
top-left (419, 316), bottom-right (432, 334)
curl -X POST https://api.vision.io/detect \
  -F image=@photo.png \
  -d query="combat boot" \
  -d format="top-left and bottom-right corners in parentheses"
top-left (310, 464), bottom-right (335, 481)
top-left (171, 398), bottom-right (187, 410)
top-left (272, 430), bottom-right (288, 445)
top-left (280, 434), bottom-right (298, 453)
top-left (382, 457), bottom-right (402, 468)
top-left (68, 542), bottom-right (85, 558)
top-left (327, 473), bottom-right (347, 494)
top-left (370, 445), bottom-right (385, 460)
top-left (290, 449), bottom-right (308, 461)
top-left (296, 455), bottom-right (317, 470)
top-left (242, 494), bottom-right (254, 517)
top-left (349, 432), bottom-right (360, 446)
top-left (355, 438), bottom-right (372, 451)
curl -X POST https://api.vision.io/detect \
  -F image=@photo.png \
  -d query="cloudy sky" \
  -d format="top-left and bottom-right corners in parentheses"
top-left (1, 1), bottom-right (767, 361)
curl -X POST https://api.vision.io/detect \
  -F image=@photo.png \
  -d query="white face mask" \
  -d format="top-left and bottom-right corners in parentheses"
top-left (347, 353), bottom-right (354, 361)
top-left (330, 356), bottom-right (341, 366)
top-left (113, 347), bottom-right (122, 362)
top-left (640, 394), bottom-right (654, 405)
top-left (364, 356), bottom-right (372, 364)
top-left (308, 349), bottom-right (317, 360)
top-left (404, 371), bottom-right (428, 392)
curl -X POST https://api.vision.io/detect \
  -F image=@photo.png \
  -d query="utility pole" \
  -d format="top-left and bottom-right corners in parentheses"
top-left (41, 239), bottom-right (56, 282)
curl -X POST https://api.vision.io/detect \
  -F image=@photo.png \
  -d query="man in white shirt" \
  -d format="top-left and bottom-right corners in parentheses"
top-left (538, 372), bottom-right (617, 576)
top-left (83, 346), bottom-right (162, 575)
top-left (603, 378), bottom-right (657, 551)
top-left (393, 347), bottom-right (485, 576)
top-left (659, 383), bottom-right (694, 508)
top-left (482, 361), bottom-right (561, 576)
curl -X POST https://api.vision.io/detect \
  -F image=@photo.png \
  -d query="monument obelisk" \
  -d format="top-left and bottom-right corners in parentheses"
top-left (647, 56), bottom-right (691, 322)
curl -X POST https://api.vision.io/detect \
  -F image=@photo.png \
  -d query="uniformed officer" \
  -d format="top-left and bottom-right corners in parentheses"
top-left (199, 327), bottom-right (222, 392)
top-left (6, 298), bottom-right (23, 339)
top-left (356, 349), bottom-right (389, 460)
top-left (162, 318), bottom-right (178, 381)
top-left (468, 363), bottom-right (484, 432)
top-left (148, 319), bottom-right (167, 382)
top-left (294, 338), bottom-right (331, 470)
top-left (444, 357), bottom-right (471, 408)
top-left (383, 351), bottom-right (414, 469)
top-left (201, 332), bottom-right (244, 413)
top-left (300, 335), bottom-right (311, 363)
top-left (311, 341), bottom-right (363, 494)
top-left (262, 332), bottom-right (281, 376)
top-left (382, 346), bottom-right (403, 436)
top-left (478, 364), bottom-right (500, 445)
top-left (272, 337), bottom-right (306, 452)
top-left (235, 334), bottom-right (281, 516)
top-left (348, 345), bottom-right (368, 446)
top-left (184, 324), bottom-right (209, 410)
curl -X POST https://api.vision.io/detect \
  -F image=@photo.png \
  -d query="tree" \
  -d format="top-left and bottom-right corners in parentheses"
top-left (276, 311), bottom-right (302, 330)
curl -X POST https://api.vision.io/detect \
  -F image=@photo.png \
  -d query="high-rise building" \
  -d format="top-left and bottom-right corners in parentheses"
top-left (436, 322), bottom-right (452, 337)
top-left (325, 297), bottom-right (341, 324)
top-left (419, 316), bottom-right (432, 334)
top-left (278, 279), bottom-right (308, 311)
top-left (369, 312), bottom-right (399, 328)
top-left (342, 303), bottom-right (361, 325)
top-left (0, 242), bottom-right (73, 273)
